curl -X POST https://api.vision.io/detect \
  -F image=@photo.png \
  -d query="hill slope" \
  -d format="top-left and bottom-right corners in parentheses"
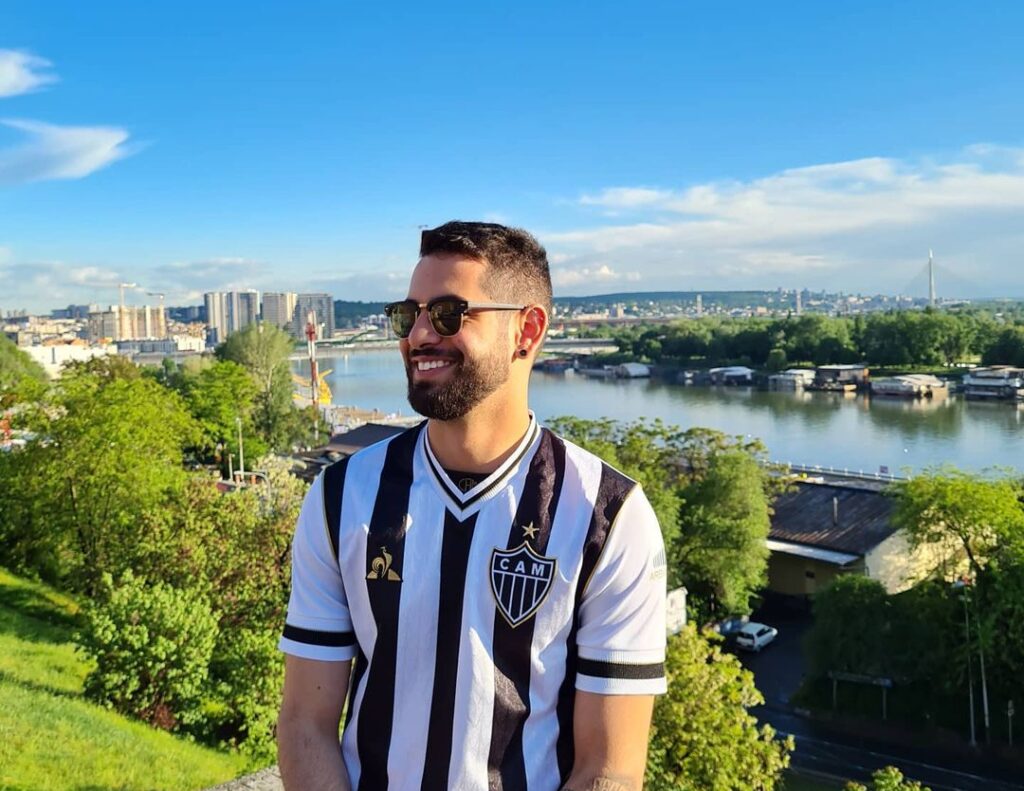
top-left (0, 568), bottom-right (247, 791)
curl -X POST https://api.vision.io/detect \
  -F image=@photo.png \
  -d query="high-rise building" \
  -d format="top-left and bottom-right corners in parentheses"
top-left (263, 292), bottom-right (298, 332)
top-left (204, 290), bottom-right (260, 343)
top-left (204, 292), bottom-right (229, 343)
top-left (231, 290), bottom-right (260, 332)
top-left (293, 293), bottom-right (334, 339)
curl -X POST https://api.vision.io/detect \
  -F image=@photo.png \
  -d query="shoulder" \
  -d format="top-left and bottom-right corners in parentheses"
top-left (543, 427), bottom-right (639, 506)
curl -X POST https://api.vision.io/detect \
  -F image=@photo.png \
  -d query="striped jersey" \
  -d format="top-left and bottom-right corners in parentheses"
top-left (279, 414), bottom-right (667, 791)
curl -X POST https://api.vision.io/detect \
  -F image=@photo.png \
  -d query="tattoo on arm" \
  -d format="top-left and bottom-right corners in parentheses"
top-left (561, 779), bottom-right (634, 791)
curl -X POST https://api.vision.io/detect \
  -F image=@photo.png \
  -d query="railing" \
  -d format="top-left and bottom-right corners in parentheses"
top-left (774, 461), bottom-right (908, 483)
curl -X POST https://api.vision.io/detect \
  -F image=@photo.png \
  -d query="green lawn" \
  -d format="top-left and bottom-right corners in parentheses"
top-left (0, 568), bottom-right (247, 791)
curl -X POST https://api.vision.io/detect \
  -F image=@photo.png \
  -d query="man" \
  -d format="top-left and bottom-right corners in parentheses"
top-left (277, 222), bottom-right (667, 791)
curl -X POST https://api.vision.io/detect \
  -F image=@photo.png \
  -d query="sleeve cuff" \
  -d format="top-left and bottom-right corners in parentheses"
top-left (278, 623), bottom-right (358, 661)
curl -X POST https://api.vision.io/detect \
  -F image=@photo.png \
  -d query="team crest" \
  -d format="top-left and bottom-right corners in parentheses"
top-left (490, 542), bottom-right (557, 627)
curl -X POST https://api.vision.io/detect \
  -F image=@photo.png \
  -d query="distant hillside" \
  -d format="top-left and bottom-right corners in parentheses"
top-left (554, 290), bottom-right (799, 308)
top-left (0, 568), bottom-right (246, 791)
top-left (334, 300), bottom-right (387, 327)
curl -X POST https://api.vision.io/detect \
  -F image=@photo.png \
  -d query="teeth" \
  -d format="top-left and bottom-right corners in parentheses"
top-left (417, 360), bottom-right (453, 371)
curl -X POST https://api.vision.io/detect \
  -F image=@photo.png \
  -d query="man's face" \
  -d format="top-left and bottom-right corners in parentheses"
top-left (400, 254), bottom-right (514, 421)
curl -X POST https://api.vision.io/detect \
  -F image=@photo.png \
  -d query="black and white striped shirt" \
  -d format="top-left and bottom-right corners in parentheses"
top-left (279, 414), bottom-right (667, 791)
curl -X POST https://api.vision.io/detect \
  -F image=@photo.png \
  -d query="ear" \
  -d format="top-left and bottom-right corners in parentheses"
top-left (515, 305), bottom-right (548, 358)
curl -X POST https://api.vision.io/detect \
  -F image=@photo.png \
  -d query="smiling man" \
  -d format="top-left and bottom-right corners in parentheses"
top-left (277, 222), bottom-right (667, 791)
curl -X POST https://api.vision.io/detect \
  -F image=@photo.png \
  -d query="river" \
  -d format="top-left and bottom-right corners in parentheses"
top-left (292, 350), bottom-right (1024, 475)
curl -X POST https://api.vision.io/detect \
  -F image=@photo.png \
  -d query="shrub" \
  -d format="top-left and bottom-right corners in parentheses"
top-left (79, 572), bottom-right (219, 731)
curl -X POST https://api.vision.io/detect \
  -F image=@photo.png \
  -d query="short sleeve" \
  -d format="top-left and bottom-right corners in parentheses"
top-left (278, 472), bottom-right (358, 661)
top-left (575, 484), bottom-right (667, 695)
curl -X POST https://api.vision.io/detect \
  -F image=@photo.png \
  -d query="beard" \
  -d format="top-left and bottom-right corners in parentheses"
top-left (406, 344), bottom-right (510, 421)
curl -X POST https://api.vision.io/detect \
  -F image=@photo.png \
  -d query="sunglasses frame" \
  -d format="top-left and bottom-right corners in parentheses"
top-left (384, 298), bottom-right (527, 338)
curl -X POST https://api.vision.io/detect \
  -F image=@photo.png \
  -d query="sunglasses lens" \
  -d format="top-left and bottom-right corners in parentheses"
top-left (429, 300), bottom-right (464, 336)
top-left (386, 302), bottom-right (417, 338)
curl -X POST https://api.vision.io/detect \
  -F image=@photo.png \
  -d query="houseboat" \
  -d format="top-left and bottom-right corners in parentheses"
top-left (870, 374), bottom-right (948, 399)
top-left (962, 366), bottom-right (1024, 401)
top-left (708, 366), bottom-right (755, 386)
top-left (807, 364), bottom-right (870, 392)
top-left (768, 368), bottom-right (816, 390)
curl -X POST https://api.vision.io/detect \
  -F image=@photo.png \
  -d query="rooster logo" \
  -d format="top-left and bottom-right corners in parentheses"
top-left (366, 546), bottom-right (401, 581)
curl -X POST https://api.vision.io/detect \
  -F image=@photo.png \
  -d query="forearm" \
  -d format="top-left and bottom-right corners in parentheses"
top-left (561, 775), bottom-right (637, 791)
top-left (277, 719), bottom-right (351, 791)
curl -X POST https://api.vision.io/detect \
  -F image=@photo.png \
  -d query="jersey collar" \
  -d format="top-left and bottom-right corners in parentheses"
top-left (421, 412), bottom-right (541, 520)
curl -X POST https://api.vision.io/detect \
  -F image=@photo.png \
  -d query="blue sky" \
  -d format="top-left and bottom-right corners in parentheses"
top-left (2, 1), bottom-right (1024, 312)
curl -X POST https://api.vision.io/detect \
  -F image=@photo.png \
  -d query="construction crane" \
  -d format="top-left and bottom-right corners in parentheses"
top-left (118, 282), bottom-right (138, 340)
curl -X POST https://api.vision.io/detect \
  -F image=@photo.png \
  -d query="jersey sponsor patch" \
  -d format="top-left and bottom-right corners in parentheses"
top-left (490, 542), bottom-right (557, 627)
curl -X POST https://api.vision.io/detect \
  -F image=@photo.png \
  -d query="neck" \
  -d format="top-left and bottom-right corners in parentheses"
top-left (426, 398), bottom-right (531, 474)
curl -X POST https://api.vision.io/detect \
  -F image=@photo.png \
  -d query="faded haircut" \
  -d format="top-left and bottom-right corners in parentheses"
top-left (419, 220), bottom-right (553, 315)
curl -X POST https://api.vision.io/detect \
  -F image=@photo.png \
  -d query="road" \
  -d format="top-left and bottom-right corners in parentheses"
top-left (736, 600), bottom-right (1024, 789)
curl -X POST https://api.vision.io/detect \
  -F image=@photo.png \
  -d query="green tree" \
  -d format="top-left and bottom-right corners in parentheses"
top-left (0, 335), bottom-right (47, 391)
top-left (179, 359), bottom-right (263, 464)
top-left (981, 325), bottom-right (1024, 367)
top-left (676, 450), bottom-right (772, 620)
top-left (548, 418), bottom-right (777, 619)
top-left (217, 322), bottom-right (296, 449)
top-left (806, 575), bottom-right (890, 678)
top-left (889, 468), bottom-right (1024, 577)
top-left (646, 624), bottom-right (792, 791)
top-left (846, 766), bottom-right (930, 791)
top-left (0, 365), bottom-right (195, 592)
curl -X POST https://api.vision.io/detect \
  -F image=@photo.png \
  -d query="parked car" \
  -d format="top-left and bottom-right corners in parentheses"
top-left (735, 622), bottom-right (778, 652)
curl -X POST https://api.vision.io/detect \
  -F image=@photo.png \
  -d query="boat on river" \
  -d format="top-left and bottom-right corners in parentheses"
top-left (870, 374), bottom-right (948, 399)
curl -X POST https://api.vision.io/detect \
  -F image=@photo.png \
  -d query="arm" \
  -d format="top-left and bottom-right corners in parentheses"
top-left (562, 691), bottom-right (655, 791)
top-left (277, 655), bottom-right (352, 791)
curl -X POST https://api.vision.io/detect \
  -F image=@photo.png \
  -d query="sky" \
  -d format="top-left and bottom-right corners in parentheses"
top-left (2, 1), bottom-right (1024, 313)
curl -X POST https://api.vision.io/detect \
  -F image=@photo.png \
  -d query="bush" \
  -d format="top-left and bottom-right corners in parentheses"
top-left (79, 572), bottom-right (219, 731)
top-left (202, 626), bottom-right (284, 766)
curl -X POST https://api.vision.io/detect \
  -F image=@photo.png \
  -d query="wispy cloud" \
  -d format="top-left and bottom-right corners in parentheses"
top-left (0, 119), bottom-right (133, 185)
top-left (552, 263), bottom-right (640, 288)
top-left (550, 146), bottom-right (1024, 296)
top-left (0, 50), bottom-right (57, 98)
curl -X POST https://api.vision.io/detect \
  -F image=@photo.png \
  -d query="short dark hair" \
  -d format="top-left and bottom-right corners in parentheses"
top-left (419, 221), bottom-right (553, 314)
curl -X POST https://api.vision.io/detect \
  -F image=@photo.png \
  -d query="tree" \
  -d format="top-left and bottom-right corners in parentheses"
top-left (0, 335), bottom-right (47, 392)
top-left (846, 766), bottom-right (930, 791)
top-left (676, 450), bottom-right (772, 621)
top-left (547, 418), bottom-right (778, 619)
top-left (981, 325), bottom-right (1024, 367)
top-left (178, 359), bottom-right (263, 464)
top-left (646, 624), bottom-right (792, 791)
top-left (217, 322), bottom-right (295, 449)
top-left (0, 365), bottom-right (195, 592)
top-left (805, 575), bottom-right (890, 678)
top-left (889, 468), bottom-right (1024, 577)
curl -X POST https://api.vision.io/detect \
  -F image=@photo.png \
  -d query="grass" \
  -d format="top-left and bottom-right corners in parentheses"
top-left (0, 567), bottom-right (247, 791)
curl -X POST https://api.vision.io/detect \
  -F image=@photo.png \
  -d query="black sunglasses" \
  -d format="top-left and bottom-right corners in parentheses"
top-left (383, 298), bottom-right (526, 339)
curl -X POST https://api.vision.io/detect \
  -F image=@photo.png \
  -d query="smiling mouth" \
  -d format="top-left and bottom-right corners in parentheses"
top-left (416, 359), bottom-right (454, 372)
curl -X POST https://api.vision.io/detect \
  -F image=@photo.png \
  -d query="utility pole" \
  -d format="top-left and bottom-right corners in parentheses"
top-left (306, 309), bottom-right (320, 443)
top-left (236, 415), bottom-right (245, 482)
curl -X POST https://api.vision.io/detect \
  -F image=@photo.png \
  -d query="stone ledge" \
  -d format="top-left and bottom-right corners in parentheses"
top-left (206, 766), bottom-right (283, 791)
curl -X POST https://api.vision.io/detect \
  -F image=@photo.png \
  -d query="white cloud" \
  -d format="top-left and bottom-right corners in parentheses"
top-left (548, 146), bottom-right (1024, 297)
top-left (0, 119), bottom-right (133, 185)
top-left (0, 50), bottom-right (57, 98)
top-left (552, 263), bottom-right (640, 288)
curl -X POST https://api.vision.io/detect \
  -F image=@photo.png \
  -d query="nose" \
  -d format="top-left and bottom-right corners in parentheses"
top-left (406, 305), bottom-right (442, 348)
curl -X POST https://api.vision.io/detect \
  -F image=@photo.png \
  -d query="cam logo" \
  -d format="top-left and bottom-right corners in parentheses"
top-left (367, 546), bottom-right (401, 581)
top-left (490, 542), bottom-right (557, 627)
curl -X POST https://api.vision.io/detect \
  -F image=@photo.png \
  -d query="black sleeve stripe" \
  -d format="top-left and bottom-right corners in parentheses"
top-left (282, 624), bottom-right (356, 647)
top-left (577, 658), bottom-right (665, 680)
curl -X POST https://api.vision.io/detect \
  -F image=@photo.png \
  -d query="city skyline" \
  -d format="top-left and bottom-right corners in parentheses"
top-left (3, 2), bottom-right (1024, 311)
